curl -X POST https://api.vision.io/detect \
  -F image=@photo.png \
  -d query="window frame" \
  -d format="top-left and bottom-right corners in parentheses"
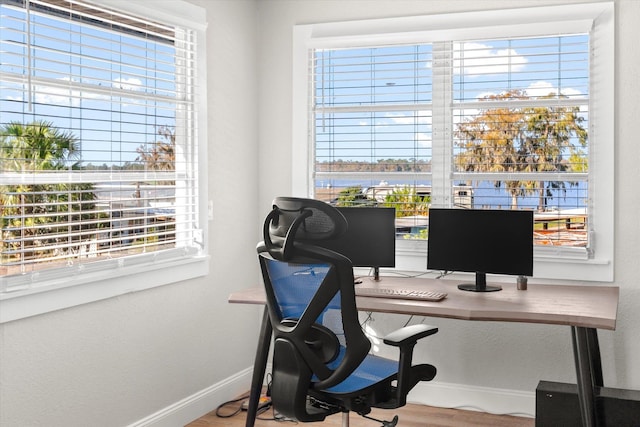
top-left (292, 3), bottom-right (614, 282)
top-left (0, 0), bottom-right (209, 323)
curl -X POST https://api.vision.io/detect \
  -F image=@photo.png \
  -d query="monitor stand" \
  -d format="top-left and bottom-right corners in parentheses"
top-left (458, 272), bottom-right (502, 292)
top-left (373, 266), bottom-right (380, 281)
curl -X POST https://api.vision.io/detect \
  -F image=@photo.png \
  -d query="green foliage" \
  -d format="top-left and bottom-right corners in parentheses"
top-left (1, 122), bottom-right (102, 264)
top-left (568, 150), bottom-right (588, 173)
top-left (383, 186), bottom-right (430, 217)
top-left (403, 227), bottom-right (428, 240)
top-left (316, 158), bottom-right (431, 173)
top-left (1, 120), bottom-right (79, 171)
top-left (335, 186), bottom-right (377, 207)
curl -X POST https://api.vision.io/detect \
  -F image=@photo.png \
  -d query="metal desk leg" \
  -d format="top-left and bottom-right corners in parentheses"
top-left (245, 307), bottom-right (272, 427)
top-left (586, 328), bottom-right (603, 388)
top-left (571, 326), bottom-right (598, 427)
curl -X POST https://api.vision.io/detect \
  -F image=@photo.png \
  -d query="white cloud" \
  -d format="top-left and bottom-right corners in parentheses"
top-left (7, 77), bottom-right (111, 106)
top-left (113, 77), bottom-right (143, 91)
top-left (454, 42), bottom-right (528, 76)
top-left (525, 81), bottom-right (585, 99)
top-left (2, 76), bottom-right (144, 106)
top-left (474, 81), bottom-right (586, 101)
top-left (383, 112), bottom-right (432, 148)
top-left (385, 111), bottom-right (432, 126)
top-left (416, 132), bottom-right (432, 149)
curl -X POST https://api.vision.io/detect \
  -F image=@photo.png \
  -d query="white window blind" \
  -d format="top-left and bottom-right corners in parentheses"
top-left (311, 34), bottom-right (590, 250)
top-left (0, 0), bottom-right (202, 290)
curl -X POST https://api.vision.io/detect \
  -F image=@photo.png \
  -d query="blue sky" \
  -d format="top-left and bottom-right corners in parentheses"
top-left (1, 2), bottom-right (177, 167)
top-left (313, 34), bottom-right (589, 164)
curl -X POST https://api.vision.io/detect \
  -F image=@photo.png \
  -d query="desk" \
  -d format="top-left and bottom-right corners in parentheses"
top-left (229, 277), bottom-right (619, 427)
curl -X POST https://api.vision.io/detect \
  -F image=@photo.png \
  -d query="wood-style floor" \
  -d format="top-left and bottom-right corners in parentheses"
top-left (186, 401), bottom-right (535, 427)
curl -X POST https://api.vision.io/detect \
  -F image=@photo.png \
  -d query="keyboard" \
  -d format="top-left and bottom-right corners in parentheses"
top-left (355, 287), bottom-right (447, 302)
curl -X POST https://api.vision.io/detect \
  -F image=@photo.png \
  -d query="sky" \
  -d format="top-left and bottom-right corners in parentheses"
top-left (1, 2), bottom-right (178, 168)
top-left (314, 34), bottom-right (589, 161)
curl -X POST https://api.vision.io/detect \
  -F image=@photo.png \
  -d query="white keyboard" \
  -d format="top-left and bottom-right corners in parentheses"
top-left (355, 287), bottom-right (447, 302)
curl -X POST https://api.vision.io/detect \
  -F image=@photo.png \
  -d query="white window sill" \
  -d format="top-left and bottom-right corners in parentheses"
top-left (391, 239), bottom-right (612, 283)
top-left (0, 255), bottom-right (209, 323)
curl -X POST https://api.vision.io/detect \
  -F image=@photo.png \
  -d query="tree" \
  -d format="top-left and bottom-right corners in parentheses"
top-left (135, 126), bottom-right (176, 189)
top-left (521, 95), bottom-right (588, 210)
top-left (316, 158), bottom-right (431, 173)
top-left (383, 186), bottom-right (430, 217)
top-left (1, 120), bottom-right (79, 171)
top-left (1, 121), bottom-right (99, 266)
top-left (455, 90), bottom-right (588, 210)
top-left (136, 125), bottom-right (176, 171)
top-left (335, 186), bottom-right (377, 207)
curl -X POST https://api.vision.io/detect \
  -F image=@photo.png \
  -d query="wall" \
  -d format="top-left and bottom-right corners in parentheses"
top-left (256, 0), bottom-right (640, 416)
top-left (1, 0), bottom-right (638, 425)
top-left (0, 1), bottom-right (263, 426)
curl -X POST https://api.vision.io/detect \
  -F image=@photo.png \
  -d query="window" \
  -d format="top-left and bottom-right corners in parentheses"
top-left (0, 0), bottom-right (208, 321)
top-left (293, 3), bottom-right (614, 281)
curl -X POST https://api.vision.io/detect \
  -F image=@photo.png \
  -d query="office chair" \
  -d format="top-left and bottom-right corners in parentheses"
top-left (257, 197), bottom-right (438, 427)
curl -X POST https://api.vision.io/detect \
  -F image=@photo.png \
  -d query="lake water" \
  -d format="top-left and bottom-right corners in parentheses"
top-left (316, 179), bottom-right (587, 210)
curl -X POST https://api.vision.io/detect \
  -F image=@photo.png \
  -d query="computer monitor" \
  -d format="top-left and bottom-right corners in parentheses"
top-left (316, 207), bottom-right (396, 281)
top-left (427, 208), bottom-right (533, 292)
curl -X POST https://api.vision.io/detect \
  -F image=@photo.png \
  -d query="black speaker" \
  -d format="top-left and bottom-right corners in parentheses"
top-left (536, 381), bottom-right (640, 427)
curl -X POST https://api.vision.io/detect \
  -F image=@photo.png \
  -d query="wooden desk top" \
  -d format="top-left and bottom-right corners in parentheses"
top-left (229, 276), bottom-right (619, 330)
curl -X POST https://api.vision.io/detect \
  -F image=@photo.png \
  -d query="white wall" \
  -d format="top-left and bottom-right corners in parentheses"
top-left (1, 0), bottom-right (638, 425)
top-left (0, 1), bottom-right (263, 426)
top-left (256, 0), bottom-right (640, 416)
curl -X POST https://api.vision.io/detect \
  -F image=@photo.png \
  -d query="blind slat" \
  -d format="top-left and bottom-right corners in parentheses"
top-left (1, 73), bottom-right (189, 103)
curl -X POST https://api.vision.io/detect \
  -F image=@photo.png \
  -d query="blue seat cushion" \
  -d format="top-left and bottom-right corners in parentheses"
top-left (316, 347), bottom-right (398, 395)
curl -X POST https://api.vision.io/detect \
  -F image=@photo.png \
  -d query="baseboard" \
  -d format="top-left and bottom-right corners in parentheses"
top-left (126, 367), bottom-right (252, 427)
top-left (409, 380), bottom-right (536, 418)
top-left (127, 371), bottom-right (535, 426)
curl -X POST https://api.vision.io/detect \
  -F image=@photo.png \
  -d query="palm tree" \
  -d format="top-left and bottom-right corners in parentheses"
top-left (1, 121), bottom-right (96, 268)
top-left (383, 186), bottom-right (430, 217)
top-left (335, 186), bottom-right (376, 207)
top-left (1, 120), bottom-right (79, 172)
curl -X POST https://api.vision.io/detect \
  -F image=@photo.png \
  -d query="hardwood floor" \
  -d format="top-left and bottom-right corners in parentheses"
top-left (186, 401), bottom-right (535, 427)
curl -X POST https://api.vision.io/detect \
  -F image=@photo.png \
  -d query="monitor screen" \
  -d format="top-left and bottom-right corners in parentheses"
top-left (427, 208), bottom-right (533, 292)
top-left (316, 207), bottom-right (396, 279)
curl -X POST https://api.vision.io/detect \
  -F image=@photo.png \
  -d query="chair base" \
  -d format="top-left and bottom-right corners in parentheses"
top-left (342, 411), bottom-right (349, 427)
top-left (340, 411), bottom-right (399, 427)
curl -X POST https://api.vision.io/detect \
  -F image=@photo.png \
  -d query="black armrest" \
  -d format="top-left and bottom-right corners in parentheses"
top-left (383, 324), bottom-right (438, 347)
top-left (382, 323), bottom-right (438, 408)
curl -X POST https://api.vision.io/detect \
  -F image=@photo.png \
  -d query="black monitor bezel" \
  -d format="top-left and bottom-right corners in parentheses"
top-left (315, 206), bottom-right (396, 278)
top-left (427, 208), bottom-right (534, 292)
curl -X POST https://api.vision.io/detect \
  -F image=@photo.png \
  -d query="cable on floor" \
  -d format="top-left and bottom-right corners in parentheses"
top-left (214, 394), bottom-right (248, 418)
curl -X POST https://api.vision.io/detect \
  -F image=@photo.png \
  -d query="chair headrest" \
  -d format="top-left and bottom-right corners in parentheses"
top-left (262, 197), bottom-right (348, 260)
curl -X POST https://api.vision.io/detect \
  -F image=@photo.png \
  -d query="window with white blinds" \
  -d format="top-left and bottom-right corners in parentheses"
top-left (313, 36), bottom-right (589, 246)
top-left (0, 0), bottom-right (203, 290)
top-left (295, 3), bottom-right (614, 281)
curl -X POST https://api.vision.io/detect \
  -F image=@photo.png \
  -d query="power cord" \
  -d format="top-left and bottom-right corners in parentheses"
top-left (215, 374), bottom-right (278, 420)
top-left (214, 394), bottom-right (248, 418)
top-left (215, 394), bottom-right (276, 419)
